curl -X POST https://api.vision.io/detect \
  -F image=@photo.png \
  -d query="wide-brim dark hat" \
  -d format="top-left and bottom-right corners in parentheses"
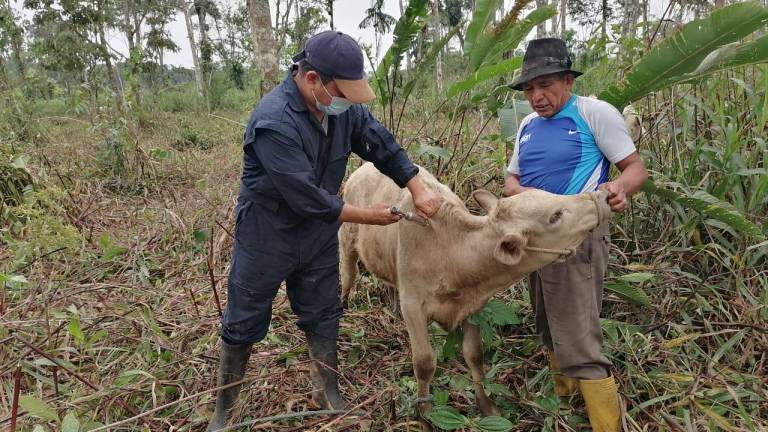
top-left (508, 38), bottom-right (582, 91)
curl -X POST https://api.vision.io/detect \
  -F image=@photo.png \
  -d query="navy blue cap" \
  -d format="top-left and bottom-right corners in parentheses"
top-left (292, 31), bottom-right (375, 103)
top-left (292, 31), bottom-right (365, 80)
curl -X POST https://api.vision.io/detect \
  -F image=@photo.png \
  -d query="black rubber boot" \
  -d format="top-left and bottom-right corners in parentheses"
top-left (206, 341), bottom-right (252, 431)
top-left (305, 331), bottom-right (348, 410)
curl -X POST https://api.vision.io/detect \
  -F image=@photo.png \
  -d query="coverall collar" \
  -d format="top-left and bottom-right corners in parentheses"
top-left (283, 72), bottom-right (310, 113)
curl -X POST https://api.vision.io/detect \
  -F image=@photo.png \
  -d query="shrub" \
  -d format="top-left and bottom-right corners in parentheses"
top-left (172, 120), bottom-right (212, 151)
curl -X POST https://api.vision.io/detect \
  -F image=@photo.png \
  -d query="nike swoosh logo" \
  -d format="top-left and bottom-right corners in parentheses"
top-left (568, 130), bottom-right (578, 135)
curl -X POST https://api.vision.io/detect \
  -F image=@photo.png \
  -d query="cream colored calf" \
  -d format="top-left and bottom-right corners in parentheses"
top-left (339, 163), bottom-right (612, 420)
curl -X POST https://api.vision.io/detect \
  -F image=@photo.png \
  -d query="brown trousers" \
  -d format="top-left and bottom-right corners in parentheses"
top-left (528, 223), bottom-right (613, 380)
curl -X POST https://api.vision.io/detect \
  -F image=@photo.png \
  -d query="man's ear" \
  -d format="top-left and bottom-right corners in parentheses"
top-left (304, 70), bottom-right (320, 85)
top-left (473, 190), bottom-right (498, 213)
top-left (493, 232), bottom-right (526, 266)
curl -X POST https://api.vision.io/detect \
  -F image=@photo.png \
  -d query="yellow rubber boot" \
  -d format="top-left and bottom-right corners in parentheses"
top-left (579, 376), bottom-right (621, 432)
top-left (549, 355), bottom-right (579, 397)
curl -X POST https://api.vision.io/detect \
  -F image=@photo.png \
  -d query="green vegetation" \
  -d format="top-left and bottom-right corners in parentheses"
top-left (1, 0), bottom-right (766, 431)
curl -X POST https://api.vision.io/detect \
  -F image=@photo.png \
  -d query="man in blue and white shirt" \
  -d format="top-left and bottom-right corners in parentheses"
top-left (504, 38), bottom-right (648, 432)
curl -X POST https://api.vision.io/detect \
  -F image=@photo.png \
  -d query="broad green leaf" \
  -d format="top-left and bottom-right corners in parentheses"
top-left (484, 299), bottom-right (521, 326)
top-left (448, 57), bottom-right (522, 98)
top-left (62, 412), bottom-right (80, 432)
top-left (19, 395), bottom-right (60, 423)
top-left (618, 272), bottom-right (655, 283)
top-left (424, 406), bottom-right (468, 430)
top-left (464, 0), bottom-right (503, 58)
top-left (485, 383), bottom-right (513, 397)
top-left (434, 390), bottom-right (450, 406)
top-left (605, 281), bottom-right (651, 306)
top-left (601, 2), bottom-right (768, 109)
top-left (477, 416), bottom-right (514, 432)
top-left (666, 34), bottom-right (768, 87)
top-left (537, 394), bottom-right (560, 413)
top-left (449, 374), bottom-right (471, 391)
top-left (498, 101), bottom-right (534, 141)
top-left (478, 6), bottom-right (557, 70)
top-left (643, 180), bottom-right (765, 239)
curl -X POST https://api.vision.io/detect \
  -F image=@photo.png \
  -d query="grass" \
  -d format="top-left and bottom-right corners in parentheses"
top-left (0, 68), bottom-right (766, 432)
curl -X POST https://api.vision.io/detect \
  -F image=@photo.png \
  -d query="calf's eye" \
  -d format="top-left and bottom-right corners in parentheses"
top-left (549, 209), bottom-right (564, 224)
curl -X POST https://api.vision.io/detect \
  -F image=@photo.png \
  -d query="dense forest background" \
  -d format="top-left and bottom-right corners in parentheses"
top-left (1, 0), bottom-right (766, 431)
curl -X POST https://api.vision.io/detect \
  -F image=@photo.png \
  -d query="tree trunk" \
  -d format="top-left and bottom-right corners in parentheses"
top-left (535, 0), bottom-right (548, 37)
top-left (10, 25), bottom-right (25, 80)
top-left (621, 0), bottom-right (641, 38)
top-left (2, 2), bottom-right (26, 81)
top-left (0, 56), bottom-right (8, 90)
top-left (559, 0), bottom-right (566, 38)
top-left (124, 2), bottom-right (135, 53)
top-left (98, 13), bottom-right (125, 111)
top-left (399, 0), bottom-right (410, 70)
top-left (550, 0), bottom-right (557, 35)
top-left (432, 0), bottom-right (443, 90)
top-left (248, 0), bottom-right (279, 88)
top-left (183, 3), bottom-right (204, 97)
top-left (327, 0), bottom-right (334, 30)
top-left (642, 0), bottom-right (648, 46)
top-left (601, 0), bottom-right (608, 39)
top-left (195, 0), bottom-right (211, 102)
top-left (415, 26), bottom-right (425, 63)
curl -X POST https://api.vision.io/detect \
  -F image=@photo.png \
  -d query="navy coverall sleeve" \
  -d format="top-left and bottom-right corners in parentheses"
top-left (350, 106), bottom-right (419, 188)
top-left (248, 130), bottom-right (344, 223)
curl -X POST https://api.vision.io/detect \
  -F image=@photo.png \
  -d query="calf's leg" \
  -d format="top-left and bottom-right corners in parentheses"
top-left (401, 299), bottom-right (436, 427)
top-left (461, 321), bottom-right (501, 416)
top-left (338, 227), bottom-right (359, 306)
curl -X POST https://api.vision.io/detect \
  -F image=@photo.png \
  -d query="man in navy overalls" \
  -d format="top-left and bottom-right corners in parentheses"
top-left (206, 31), bottom-right (442, 430)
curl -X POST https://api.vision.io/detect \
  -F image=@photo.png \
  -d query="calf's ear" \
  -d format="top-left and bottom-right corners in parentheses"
top-left (494, 233), bottom-right (526, 266)
top-left (473, 190), bottom-right (498, 213)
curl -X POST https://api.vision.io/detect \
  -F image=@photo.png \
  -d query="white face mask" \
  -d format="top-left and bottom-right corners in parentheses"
top-left (312, 81), bottom-right (354, 115)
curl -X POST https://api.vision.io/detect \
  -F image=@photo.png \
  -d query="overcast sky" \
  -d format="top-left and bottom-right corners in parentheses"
top-left (13, 0), bottom-right (673, 68)
top-left (113, 0), bottom-right (403, 68)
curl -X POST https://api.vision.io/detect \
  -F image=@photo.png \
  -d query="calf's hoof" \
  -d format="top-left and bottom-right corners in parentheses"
top-left (416, 401), bottom-right (434, 431)
top-left (477, 394), bottom-right (501, 417)
top-left (418, 418), bottom-right (435, 432)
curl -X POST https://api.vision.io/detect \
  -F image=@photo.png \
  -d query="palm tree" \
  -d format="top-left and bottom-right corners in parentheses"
top-left (359, 0), bottom-right (397, 61)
